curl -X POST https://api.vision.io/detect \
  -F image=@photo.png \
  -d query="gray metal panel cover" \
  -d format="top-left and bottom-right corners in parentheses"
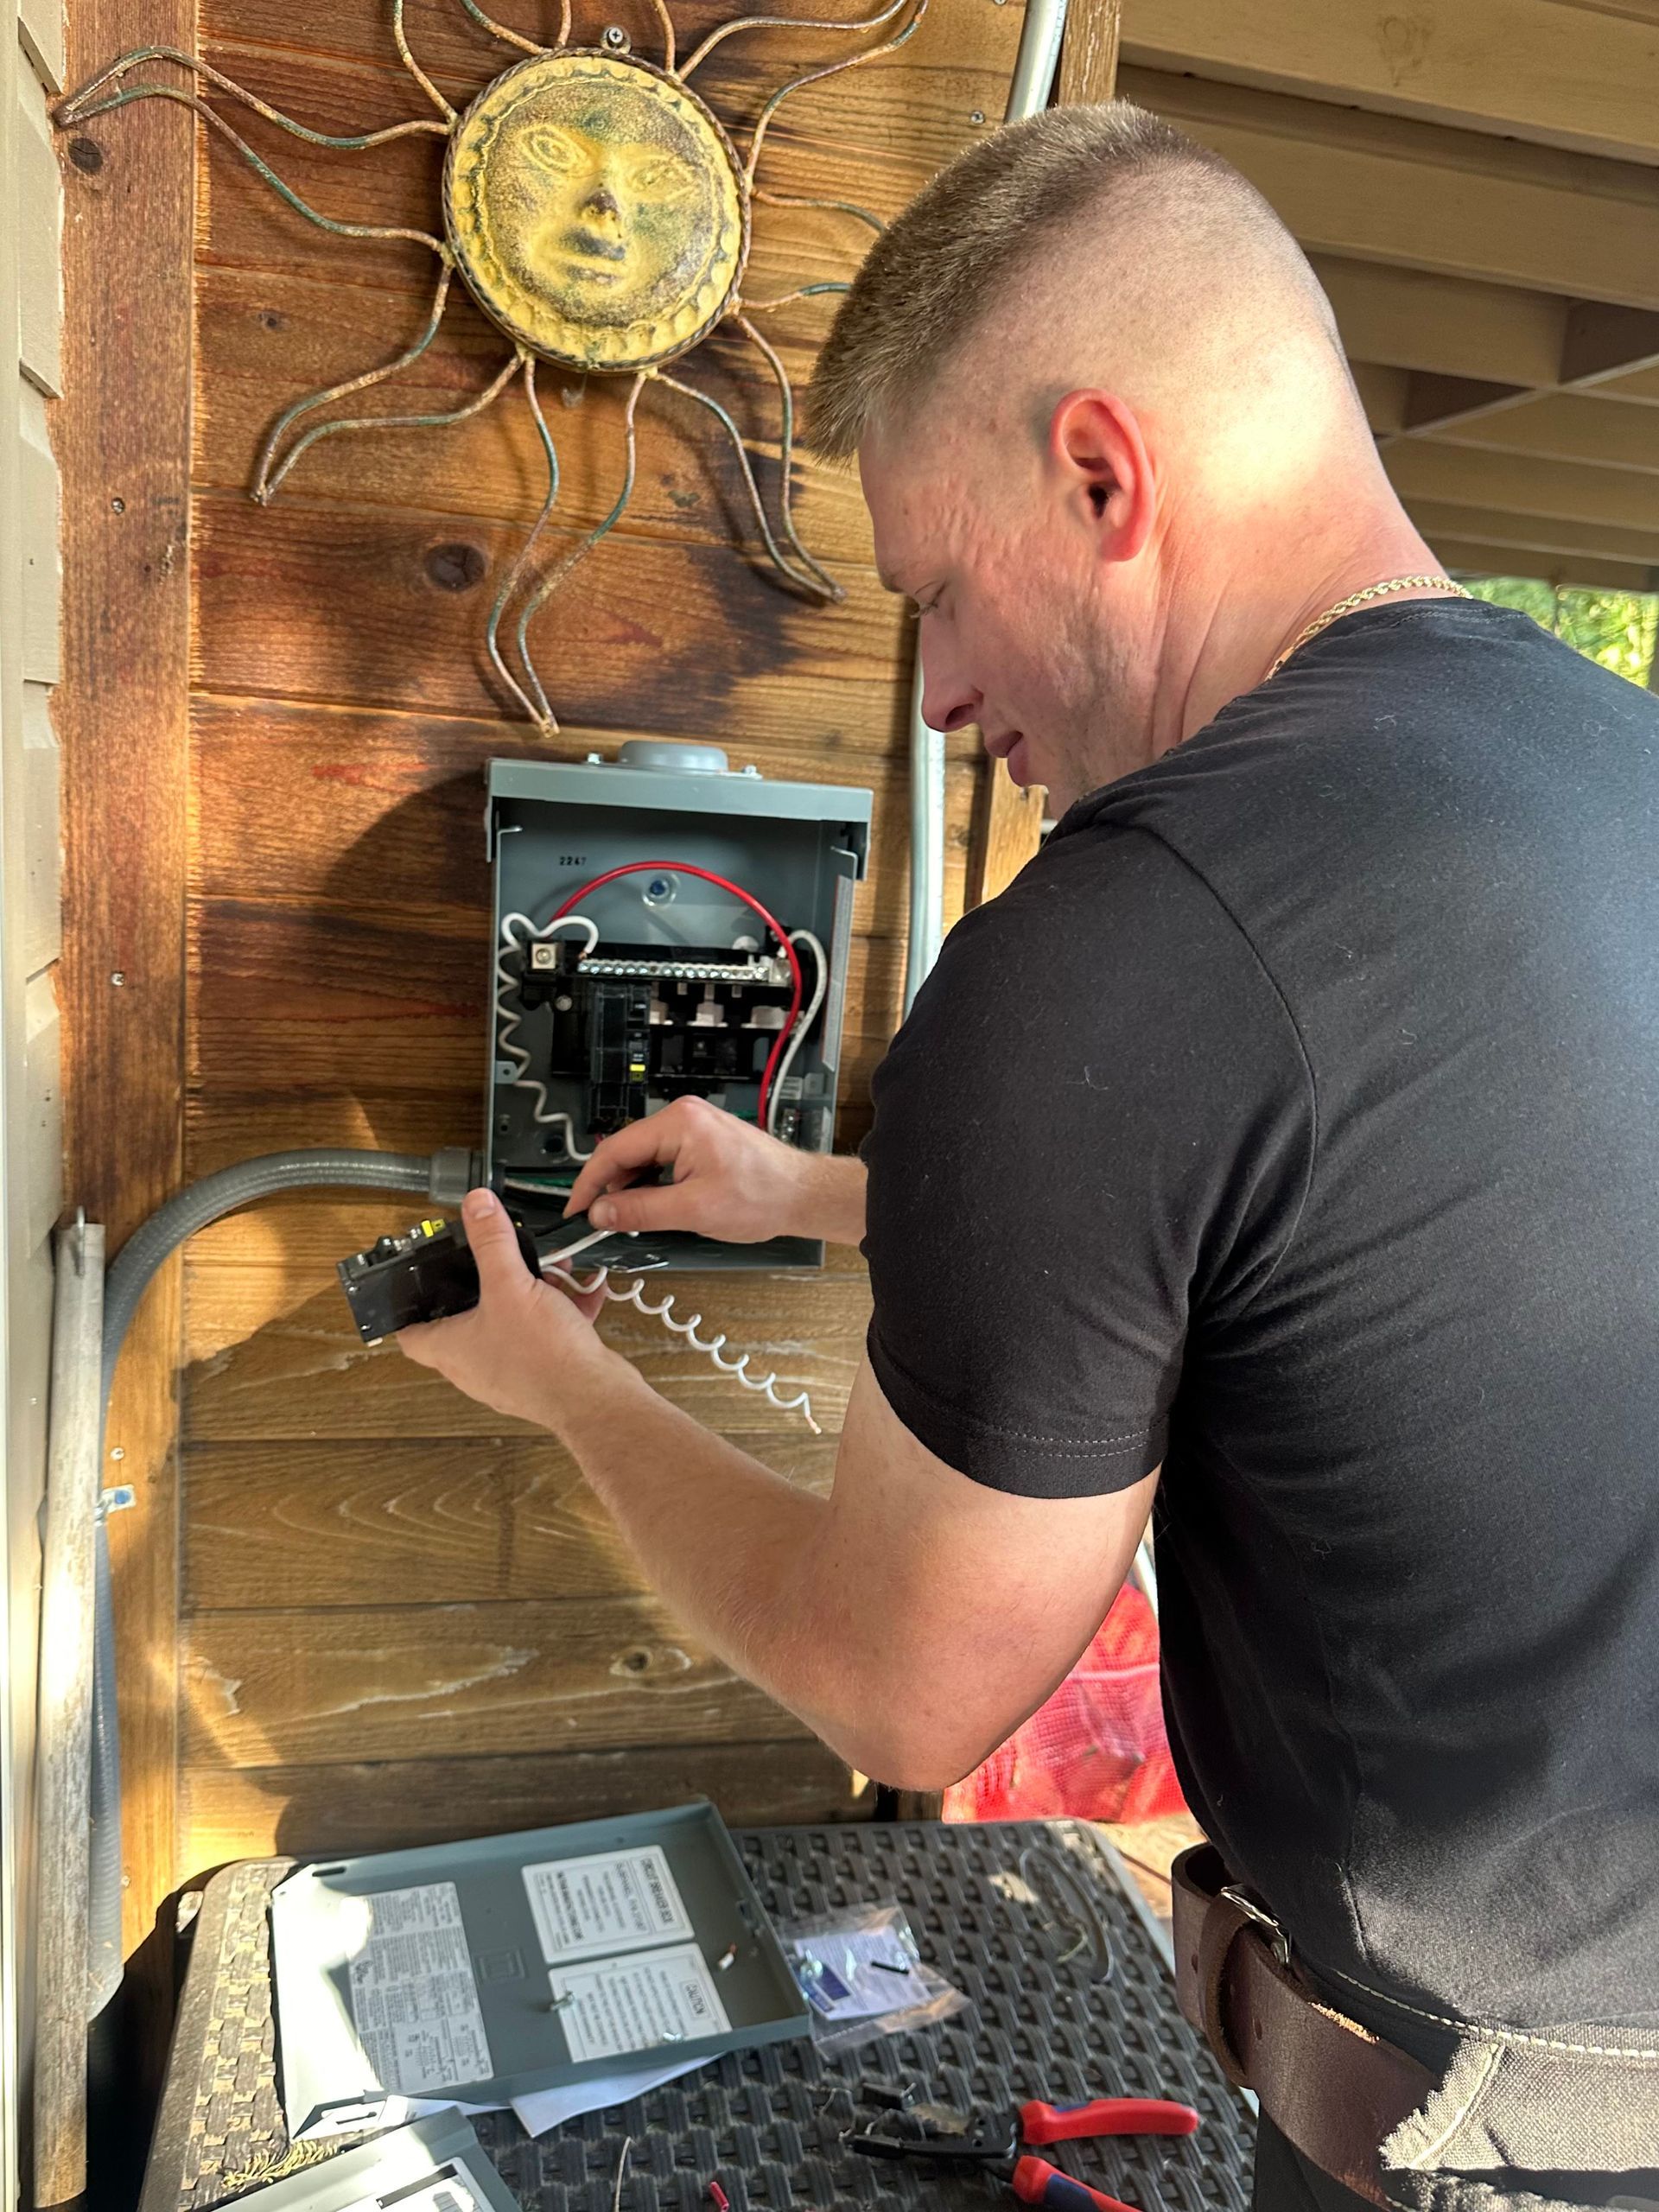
top-left (270, 1802), bottom-right (809, 2138)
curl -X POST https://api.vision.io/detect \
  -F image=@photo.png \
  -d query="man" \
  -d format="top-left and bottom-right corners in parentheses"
top-left (401, 105), bottom-right (1659, 2209)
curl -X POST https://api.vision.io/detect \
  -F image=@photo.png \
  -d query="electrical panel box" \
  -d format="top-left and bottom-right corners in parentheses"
top-left (487, 741), bottom-right (871, 1271)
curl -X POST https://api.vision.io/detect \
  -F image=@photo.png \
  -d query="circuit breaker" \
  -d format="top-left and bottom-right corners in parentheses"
top-left (486, 741), bottom-right (871, 1270)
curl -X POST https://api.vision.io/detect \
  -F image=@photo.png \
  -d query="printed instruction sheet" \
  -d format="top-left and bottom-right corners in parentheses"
top-left (550, 1942), bottom-right (731, 2063)
top-left (346, 1882), bottom-right (494, 2095)
top-left (523, 1844), bottom-right (695, 1965)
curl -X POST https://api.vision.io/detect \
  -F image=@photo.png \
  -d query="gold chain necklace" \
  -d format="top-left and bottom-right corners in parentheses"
top-left (1268, 574), bottom-right (1471, 679)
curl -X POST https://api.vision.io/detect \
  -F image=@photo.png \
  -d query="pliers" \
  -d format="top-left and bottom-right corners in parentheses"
top-left (850, 2093), bottom-right (1200, 2209)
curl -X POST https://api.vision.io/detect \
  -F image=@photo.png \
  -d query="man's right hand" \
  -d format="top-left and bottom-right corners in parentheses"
top-left (563, 1096), bottom-right (868, 1248)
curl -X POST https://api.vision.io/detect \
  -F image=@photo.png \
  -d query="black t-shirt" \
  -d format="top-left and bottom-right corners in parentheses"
top-left (862, 600), bottom-right (1659, 2037)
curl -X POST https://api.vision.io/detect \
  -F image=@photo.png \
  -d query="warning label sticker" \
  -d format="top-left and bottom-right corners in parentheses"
top-left (346, 1882), bottom-right (493, 2096)
top-left (522, 1846), bottom-right (694, 1965)
top-left (551, 1943), bottom-right (731, 2063)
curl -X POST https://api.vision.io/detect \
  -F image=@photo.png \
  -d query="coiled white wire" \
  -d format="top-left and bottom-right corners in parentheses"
top-left (542, 1230), bottom-right (821, 1434)
top-left (496, 911), bottom-right (598, 1161)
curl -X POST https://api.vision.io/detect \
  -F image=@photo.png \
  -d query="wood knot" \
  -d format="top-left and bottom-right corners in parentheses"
top-left (424, 541), bottom-right (487, 593)
top-left (68, 136), bottom-right (104, 174)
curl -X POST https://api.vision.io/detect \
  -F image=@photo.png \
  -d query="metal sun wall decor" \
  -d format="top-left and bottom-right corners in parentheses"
top-left (56, 0), bottom-right (928, 731)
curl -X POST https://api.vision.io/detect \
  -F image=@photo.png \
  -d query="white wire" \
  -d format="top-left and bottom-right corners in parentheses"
top-left (543, 1255), bottom-right (821, 1433)
top-left (765, 929), bottom-right (828, 1137)
top-left (496, 911), bottom-right (598, 1161)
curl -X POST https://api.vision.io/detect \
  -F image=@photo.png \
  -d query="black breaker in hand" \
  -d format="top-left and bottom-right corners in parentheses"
top-left (486, 741), bottom-right (870, 1272)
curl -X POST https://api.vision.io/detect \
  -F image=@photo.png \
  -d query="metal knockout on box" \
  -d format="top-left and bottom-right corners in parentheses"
top-left (486, 741), bottom-right (872, 1270)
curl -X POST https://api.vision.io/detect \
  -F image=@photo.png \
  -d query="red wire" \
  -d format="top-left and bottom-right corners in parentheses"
top-left (551, 861), bottom-right (804, 1128)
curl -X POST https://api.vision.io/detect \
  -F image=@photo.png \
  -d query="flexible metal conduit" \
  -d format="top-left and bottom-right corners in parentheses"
top-left (901, 0), bottom-right (1069, 1018)
top-left (87, 1147), bottom-right (465, 2013)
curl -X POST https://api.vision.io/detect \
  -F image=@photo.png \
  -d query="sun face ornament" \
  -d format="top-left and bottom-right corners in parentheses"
top-left (56, 0), bottom-right (925, 731)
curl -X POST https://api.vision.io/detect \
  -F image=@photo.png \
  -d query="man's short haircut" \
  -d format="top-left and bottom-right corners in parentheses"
top-left (806, 101), bottom-right (1311, 461)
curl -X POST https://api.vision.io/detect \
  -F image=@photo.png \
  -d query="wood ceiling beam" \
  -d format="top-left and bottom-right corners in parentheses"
top-left (1389, 441), bottom-right (1659, 533)
top-left (1125, 67), bottom-right (1659, 310)
top-left (1313, 257), bottom-right (1567, 386)
top-left (1428, 536), bottom-right (1657, 594)
top-left (1121, 0), bottom-right (1659, 165)
top-left (1596, 365), bottom-right (1659, 405)
top-left (1388, 440), bottom-right (1659, 534)
top-left (1413, 391), bottom-right (1659, 474)
top-left (1402, 497), bottom-right (1659, 572)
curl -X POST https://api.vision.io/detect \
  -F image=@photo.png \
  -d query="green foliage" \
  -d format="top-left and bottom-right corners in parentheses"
top-left (1464, 575), bottom-right (1658, 687)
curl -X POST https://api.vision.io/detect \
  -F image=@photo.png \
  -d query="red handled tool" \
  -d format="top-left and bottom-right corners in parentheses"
top-left (849, 2091), bottom-right (1200, 2210)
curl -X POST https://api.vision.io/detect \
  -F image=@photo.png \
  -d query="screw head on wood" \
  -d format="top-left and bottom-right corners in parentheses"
top-left (602, 23), bottom-right (629, 47)
top-left (110, 971), bottom-right (124, 987)
top-left (969, 109), bottom-right (985, 124)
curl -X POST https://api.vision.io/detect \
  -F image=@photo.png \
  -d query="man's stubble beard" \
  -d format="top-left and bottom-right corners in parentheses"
top-left (1042, 595), bottom-right (1146, 812)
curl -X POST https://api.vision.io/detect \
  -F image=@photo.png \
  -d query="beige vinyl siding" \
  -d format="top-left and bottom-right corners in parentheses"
top-left (2, 0), bottom-right (64, 2196)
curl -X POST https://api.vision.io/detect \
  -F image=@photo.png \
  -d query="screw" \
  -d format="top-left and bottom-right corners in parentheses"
top-left (110, 1446), bottom-right (125, 1463)
top-left (742, 764), bottom-right (760, 777)
top-left (110, 971), bottom-right (124, 988)
top-left (111, 496), bottom-right (125, 513)
top-left (969, 108), bottom-right (985, 124)
top-left (602, 22), bottom-right (628, 46)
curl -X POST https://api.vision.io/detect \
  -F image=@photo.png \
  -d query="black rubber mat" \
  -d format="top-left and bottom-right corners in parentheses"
top-left (141, 1821), bottom-right (1254, 2212)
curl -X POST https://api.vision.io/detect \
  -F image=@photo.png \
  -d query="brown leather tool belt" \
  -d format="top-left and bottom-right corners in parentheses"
top-left (1172, 1843), bottom-right (1436, 2207)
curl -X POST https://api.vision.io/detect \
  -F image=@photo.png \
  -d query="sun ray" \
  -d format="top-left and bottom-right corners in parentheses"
top-left (392, 0), bottom-right (458, 121)
top-left (54, 47), bottom-right (451, 145)
top-left (57, 86), bottom-right (451, 251)
top-left (486, 356), bottom-right (564, 730)
top-left (680, 0), bottom-right (907, 81)
top-left (648, 0), bottom-right (679, 74)
top-left (658, 370), bottom-right (838, 601)
top-left (253, 264), bottom-right (455, 500)
top-left (745, 0), bottom-right (928, 182)
top-left (258, 345), bottom-right (519, 503)
top-left (734, 310), bottom-right (841, 599)
top-left (754, 185), bottom-right (884, 232)
top-left (513, 369), bottom-right (648, 726)
top-left (741, 282), bottom-right (850, 308)
top-left (457, 0), bottom-right (551, 58)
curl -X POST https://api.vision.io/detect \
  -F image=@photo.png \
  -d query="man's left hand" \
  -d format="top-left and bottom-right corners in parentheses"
top-left (397, 1186), bottom-right (625, 1433)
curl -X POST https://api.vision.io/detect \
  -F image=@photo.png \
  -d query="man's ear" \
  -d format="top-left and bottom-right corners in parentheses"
top-left (1048, 390), bottom-right (1156, 565)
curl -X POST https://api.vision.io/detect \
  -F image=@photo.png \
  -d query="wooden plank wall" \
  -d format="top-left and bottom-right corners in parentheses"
top-left (154, 0), bottom-right (1026, 1881)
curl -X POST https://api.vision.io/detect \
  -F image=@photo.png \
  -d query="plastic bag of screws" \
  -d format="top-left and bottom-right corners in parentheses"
top-left (777, 1903), bottom-right (966, 2058)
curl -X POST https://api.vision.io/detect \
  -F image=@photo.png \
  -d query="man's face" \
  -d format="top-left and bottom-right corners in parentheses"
top-left (861, 410), bottom-right (1157, 813)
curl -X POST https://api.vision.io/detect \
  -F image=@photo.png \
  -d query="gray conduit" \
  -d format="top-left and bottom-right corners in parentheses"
top-left (87, 1146), bottom-right (471, 2013)
top-left (901, 0), bottom-right (1069, 1018)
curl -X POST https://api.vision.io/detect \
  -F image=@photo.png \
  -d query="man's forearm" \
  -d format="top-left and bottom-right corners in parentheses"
top-left (780, 1153), bottom-right (867, 1247)
top-left (551, 1355), bottom-right (862, 1755)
